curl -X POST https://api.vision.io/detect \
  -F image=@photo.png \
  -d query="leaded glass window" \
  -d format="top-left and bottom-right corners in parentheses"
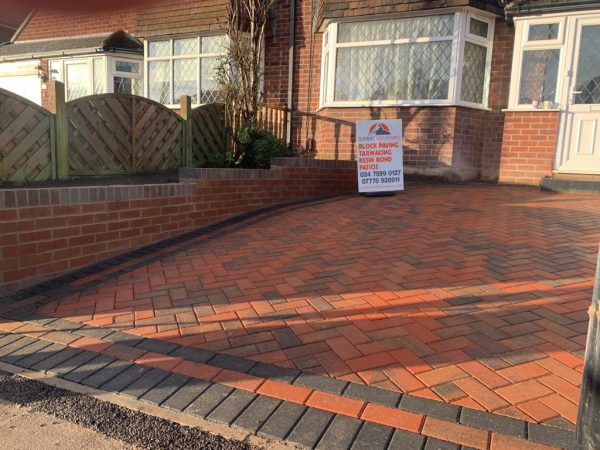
top-left (148, 60), bottom-right (170, 104)
top-left (146, 35), bottom-right (226, 105)
top-left (518, 49), bottom-right (560, 104)
top-left (335, 41), bottom-right (452, 101)
top-left (174, 59), bottom-right (198, 103)
top-left (528, 23), bottom-right (559, 41)
top-left (461, 42), bottom-right (487, 104)
top-left (321, 12), bottom-right (493, 107)
top-left (469, 19), bottom-right (489, 38)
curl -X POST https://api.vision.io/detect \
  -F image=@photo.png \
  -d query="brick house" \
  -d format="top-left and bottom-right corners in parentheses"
top-left (1, 0), bottom-right (600, 185)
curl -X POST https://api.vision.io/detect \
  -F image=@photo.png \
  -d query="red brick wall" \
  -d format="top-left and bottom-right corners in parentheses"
top-left (481, 18), bottom-right (514, 180)
top-left (0, 159), bottom-right (356, 289)
top-left (263, 0), bottom-right (292, 105)
top-left (498, 111), bottom-right (560, 185)
top-left (16, 8), bottom-right (136, 41)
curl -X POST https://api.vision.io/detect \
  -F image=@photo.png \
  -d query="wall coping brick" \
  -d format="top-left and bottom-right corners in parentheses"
top-left (179, 168), bottom-right (283, 180)
top-left (0, 183), bottom-right (197, 208)
top-left (271, 157), bottom-right (356, 169)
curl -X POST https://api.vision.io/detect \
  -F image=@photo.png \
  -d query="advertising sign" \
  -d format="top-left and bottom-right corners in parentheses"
top-left (356, 119), bottom-right (404, 193)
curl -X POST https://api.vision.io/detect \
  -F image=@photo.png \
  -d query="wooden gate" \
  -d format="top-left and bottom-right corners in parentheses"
top-left (67, 95), bottom-right (183, 175)
top-left (190, 103), bottom-right (226, 167)
top-left (0, 88), bottom-right (54, 182)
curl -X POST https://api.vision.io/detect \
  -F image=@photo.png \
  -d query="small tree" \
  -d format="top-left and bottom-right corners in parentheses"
top-left (217, 0), bottom-right (276, 128)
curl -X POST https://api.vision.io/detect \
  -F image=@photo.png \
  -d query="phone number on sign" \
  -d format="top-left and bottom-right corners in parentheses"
top-left (361, 177), bottom-right (403, 185)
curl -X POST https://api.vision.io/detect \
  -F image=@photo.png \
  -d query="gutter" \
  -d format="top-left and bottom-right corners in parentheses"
top-left (506, 0), bottom-right (600, 18)
top-left (286, 0), bottom-right (296, 145)
top-left (0, 46), bottom-right (143, 63)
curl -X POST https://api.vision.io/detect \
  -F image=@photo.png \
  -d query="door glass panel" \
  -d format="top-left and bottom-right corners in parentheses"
top-left (66, 63), bottom-right (88, 100)
top-left (574, 25), bottom-right (600, 104)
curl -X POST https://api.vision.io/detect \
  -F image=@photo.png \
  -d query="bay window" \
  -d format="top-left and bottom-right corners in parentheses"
top-left (145, 35), bottom-right (226, 107)
top-left (319, 11), bottom-right (494, 108)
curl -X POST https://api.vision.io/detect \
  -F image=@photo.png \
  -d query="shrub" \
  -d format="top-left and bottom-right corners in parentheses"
top-left (235, 126), bottom-right (291, 168)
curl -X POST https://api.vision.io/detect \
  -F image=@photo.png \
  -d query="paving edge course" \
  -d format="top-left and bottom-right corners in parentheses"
top-left (0, 364), bottom-right (278, 450)
top-left (0, 318), bottom-right (572, 450)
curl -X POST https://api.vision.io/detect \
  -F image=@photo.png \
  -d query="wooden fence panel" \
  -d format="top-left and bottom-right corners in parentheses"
top-left (133, 98), bottom-right (183, 171)
top-left (67, 96), bottom-right (133, 175)
top-left (191, 103), bottom-right (226, 167)
top-left (67, 95), bottom-right (183, 175)
top-left (0, 88), bottom-right (54, 183)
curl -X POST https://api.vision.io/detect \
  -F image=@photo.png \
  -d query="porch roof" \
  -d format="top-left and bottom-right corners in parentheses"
top-left (0, 30), bottom-right (142, 61)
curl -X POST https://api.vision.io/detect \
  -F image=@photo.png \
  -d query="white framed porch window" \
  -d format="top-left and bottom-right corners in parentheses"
top-left (508, 17), bottom-right (566, 108)
top-left (49, 55), bottom-right (143, 101)
top-left (319, 9), bottom-right (494, 108)
top-left (145, 35), bottom-right (227, 107)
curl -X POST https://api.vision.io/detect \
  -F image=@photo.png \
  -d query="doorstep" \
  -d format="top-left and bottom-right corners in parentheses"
top-left (540, 176), bottom-right (600, 194)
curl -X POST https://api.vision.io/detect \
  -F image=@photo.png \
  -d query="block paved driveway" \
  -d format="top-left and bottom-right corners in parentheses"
top-left (38, 185), bottom-right (600, 427)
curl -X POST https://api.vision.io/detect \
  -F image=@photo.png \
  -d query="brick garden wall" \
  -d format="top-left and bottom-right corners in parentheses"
top-left (498, 111), bottom-right (560, 185)
top-left (0, 158), bottom-right (356, 289)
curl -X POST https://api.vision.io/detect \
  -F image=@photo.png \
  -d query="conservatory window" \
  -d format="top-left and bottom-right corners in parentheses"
top-left (146, 35), bottom-right (227, 106)
top-left (320, 11), bottom-right (494, 108)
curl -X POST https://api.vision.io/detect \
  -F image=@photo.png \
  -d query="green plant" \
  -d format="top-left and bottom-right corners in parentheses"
top-left (235, 126), bottom-right (291, 168)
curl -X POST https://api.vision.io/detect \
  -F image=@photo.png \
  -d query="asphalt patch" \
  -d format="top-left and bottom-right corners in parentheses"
top-left (0, 370), bottom-right (253, 450)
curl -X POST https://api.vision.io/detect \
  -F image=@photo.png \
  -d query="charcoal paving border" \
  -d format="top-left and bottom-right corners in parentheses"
top-left (0, 313), bottom-right (575, 449)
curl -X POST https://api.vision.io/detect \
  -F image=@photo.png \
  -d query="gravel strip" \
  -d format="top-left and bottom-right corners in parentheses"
top-left (0, 370), bottom-right (253, 450)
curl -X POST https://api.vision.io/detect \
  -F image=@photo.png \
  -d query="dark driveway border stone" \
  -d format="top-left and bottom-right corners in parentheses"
top-left (286, 407), bottom-right (335, 449)
top-left (460, 408), bottom-right (526, 438)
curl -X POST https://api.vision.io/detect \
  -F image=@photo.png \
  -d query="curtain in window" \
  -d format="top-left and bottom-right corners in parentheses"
top-left (334, 41), bottom-right (452, 101)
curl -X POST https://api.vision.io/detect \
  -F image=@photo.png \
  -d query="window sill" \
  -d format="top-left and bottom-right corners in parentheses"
top-left (502, 108), bottom-right (561, 112)
top-left (317, 102), bottom-right (491, 112)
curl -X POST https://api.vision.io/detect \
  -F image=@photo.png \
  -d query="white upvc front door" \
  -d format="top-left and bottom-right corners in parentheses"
top-left (556, 16), bottom-right (600, 173)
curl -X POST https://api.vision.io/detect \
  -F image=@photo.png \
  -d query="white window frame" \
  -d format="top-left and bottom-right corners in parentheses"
top-left (112, 57), bottom-right (143, 95)
top-left (459, 12), bottom-right (495, 108)
top-left (319, 8), bottom-right (495, 109)
top-left (508, 16), bottom-right (567, 110)
top-left (144, 34), bottom-right (227, 108)
top-left (48, 54), bottom-right (144, 101)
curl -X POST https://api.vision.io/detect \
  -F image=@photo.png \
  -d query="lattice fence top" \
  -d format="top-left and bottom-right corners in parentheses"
top-left (67, 94), bottom-right (183, 175)
top-left (0, 88), bottom-right (54, 183)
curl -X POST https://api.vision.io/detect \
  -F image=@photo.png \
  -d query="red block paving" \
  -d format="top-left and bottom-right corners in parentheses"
top-left (36, 185), bottom-right (600, 426)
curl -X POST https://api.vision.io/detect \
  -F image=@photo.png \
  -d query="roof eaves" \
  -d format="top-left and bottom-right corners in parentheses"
top-left (0, 47), bottom-right (102, 63)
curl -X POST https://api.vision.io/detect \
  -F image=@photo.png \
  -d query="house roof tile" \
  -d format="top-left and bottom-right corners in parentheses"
top-left (135, 0), bottom-right (228, 38)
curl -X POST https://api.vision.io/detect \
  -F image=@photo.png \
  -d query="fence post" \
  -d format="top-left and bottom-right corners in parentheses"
top-left (574, 246), bottom-right (600, 450)
top-left (48, 81), bottom-right (69, 180)
top-left (179, 95), bottom-right (193, 168)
